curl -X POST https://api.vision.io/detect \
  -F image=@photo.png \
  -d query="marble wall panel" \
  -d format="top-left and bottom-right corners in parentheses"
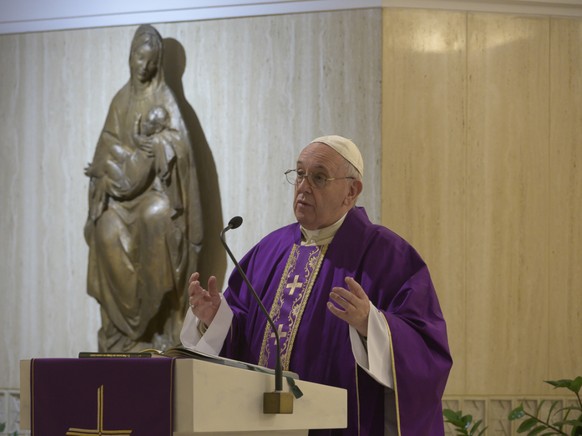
top-left (382, 8), bottom-right (467, 394)
top-left (465, 12), bottom-right (551, 395)
top-left (0, 9), bottom-right (382, 389)
top-left (548, 17), bottom-right (582, 380)
top-left (382, 7), bottom-right (581, 399)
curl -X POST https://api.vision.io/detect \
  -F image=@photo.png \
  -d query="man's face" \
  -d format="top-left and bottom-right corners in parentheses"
top-left (293, 142), bottom-right (358, 230)
top-left (130, 43), bottom-right (158, 84)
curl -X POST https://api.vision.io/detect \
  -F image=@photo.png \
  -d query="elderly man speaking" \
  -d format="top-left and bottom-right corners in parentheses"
top-left (181, 135), bottom-right (452, 435)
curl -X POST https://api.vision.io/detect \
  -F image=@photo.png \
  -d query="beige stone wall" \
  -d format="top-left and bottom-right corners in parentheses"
top-left (382, 5), bottom-right (582, 404)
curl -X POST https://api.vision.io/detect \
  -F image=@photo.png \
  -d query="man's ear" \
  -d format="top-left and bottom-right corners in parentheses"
top-left (345, 179), bottom-right (363, 205)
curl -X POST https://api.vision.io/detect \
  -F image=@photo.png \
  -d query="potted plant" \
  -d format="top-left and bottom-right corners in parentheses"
top-left (444, 377), bottom-right (582, 436)
top-left (508, 377), bottom-right (582, 435)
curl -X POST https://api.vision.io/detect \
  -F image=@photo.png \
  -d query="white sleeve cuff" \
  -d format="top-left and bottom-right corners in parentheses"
top-left (349, 302), bottom-right (394, 389)
top-left (179, 296), bottom-right (233, 355)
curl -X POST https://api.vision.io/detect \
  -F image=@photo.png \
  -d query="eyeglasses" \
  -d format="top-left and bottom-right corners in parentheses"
top-left (284, 169), bottom-right (355, 189)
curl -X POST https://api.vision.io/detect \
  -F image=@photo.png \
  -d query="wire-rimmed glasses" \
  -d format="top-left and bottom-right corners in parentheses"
top-left (284, 169), bottom-right (355, 189)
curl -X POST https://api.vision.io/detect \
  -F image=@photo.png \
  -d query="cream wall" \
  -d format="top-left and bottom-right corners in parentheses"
top-left (0, 9), bottom-right (382, 395)
top-left (383, 7), bottom-right (582, 430)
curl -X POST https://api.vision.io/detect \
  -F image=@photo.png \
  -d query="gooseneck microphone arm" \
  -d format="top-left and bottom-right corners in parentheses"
top-left (219, 216), bottom-right (284, 393)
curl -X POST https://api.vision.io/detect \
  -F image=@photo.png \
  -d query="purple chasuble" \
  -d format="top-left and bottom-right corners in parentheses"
top-left (221, 207), bottom-right (452, 436)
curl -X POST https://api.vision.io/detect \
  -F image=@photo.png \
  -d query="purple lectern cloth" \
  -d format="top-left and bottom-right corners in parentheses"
top-left (220, 207), bottom-right (452, 435)
top-left (31, 358), bottom-right (174, 435)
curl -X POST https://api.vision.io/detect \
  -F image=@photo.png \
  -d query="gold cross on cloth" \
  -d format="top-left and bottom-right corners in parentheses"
top-left (270, 324), bottom-right (288, 340)
top-left (286, 274), bottom-right (303, 295)
top-left (66, 385), bottom-right (132, 435)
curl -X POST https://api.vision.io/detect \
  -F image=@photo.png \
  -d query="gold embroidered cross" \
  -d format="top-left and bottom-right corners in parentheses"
top-left (285, 275), bottom-right (303, 295)
top-left (66, 385), bottom-right (132, 435)
top-left (270, 324), bottom-right (288, 340)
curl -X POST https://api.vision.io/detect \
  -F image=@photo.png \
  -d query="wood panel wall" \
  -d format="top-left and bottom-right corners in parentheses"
top-left (382, 8), bottom-right (582, 398)
top-left (548, 17), bottom-right (582, 382)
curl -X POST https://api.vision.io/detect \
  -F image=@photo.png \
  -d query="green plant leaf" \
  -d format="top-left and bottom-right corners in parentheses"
top-left (443, 409), bottom-right (466, 427)
top-left (528, 425), bottom-right (550, 435)
top-left (509, 405), bottom-right (526, 421)
top-left (517, 417), bottom-right (540, 433)
top-left (551, 413), bottom-right (582, 428)
top-left (0, 422), bottom-right (5, 432)
top-left (443, 409), bottom-right (460, 421)
top-left (546, 377), bottom-right (582, 394)
top-left (559, 419), bottom-right (582, 427)
top-left (443, 408), bottom-right (488, 436)
top-left (469, 419), bottom-right (487, 435)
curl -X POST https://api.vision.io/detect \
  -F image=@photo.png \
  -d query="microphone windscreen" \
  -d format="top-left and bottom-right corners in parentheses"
top-left (229, 216), bottom-right (243, 229)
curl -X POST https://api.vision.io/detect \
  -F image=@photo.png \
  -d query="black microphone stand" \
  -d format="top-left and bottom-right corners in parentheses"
top-left (220, 217), bottom-right (293, 414)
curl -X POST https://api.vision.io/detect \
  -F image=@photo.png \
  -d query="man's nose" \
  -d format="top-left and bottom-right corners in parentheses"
top-left (296, 175), bottom-right (312, 192)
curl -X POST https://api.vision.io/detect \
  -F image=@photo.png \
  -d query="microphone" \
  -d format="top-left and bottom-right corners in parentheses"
top-left (225, 215), bottom-right (243, 230)
top-left (220, 216), bottom-right (293, 414)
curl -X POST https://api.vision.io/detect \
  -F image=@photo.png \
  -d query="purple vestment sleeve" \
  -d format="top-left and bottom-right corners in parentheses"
top-left (220, 207), bottom-right (452, 435)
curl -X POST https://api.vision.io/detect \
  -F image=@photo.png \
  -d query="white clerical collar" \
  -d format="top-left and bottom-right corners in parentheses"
top-left (300, 213), bottom-right (348, 246)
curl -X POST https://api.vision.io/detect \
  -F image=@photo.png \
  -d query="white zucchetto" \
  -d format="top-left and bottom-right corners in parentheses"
top-left (309, 135), bottom-right (364, 176)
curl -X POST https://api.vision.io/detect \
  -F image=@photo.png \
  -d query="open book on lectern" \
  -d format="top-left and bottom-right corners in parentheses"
top-left (78, 345), bottom-right (299, 380)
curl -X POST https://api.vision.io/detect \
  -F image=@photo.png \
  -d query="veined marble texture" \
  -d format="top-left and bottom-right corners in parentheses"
top-left (0, 9), bottom-right (382, 389)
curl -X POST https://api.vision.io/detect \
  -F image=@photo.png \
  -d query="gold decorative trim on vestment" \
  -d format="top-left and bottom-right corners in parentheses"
top-left (258, 243), bottom-right (328, 369)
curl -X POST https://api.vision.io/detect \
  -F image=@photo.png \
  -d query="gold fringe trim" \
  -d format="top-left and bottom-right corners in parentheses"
top-left (383, 315), bottom-right (402, 435)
